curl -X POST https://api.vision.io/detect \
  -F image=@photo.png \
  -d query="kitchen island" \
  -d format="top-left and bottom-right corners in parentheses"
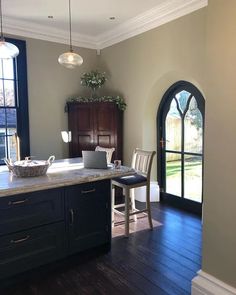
top-left (0, 158), bottom-right (134, 280)
top-left (0, 157), bottom-right (133, 197)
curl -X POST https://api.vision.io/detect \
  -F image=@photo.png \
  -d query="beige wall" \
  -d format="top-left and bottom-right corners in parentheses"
top-left (99, 3), bottom-right (236, 287)
top-left (202, 0), bottom-right (236, 287)
top-left (99, 8), bottom-right (206, 180)
top-left (18, 37), bottom-right (98, 159)
top-left (9, 1), bottom-right (236, 288)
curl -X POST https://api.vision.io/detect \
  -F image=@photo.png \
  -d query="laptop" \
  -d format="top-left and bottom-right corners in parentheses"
top-left (82, 151), bottom-right (108, 169)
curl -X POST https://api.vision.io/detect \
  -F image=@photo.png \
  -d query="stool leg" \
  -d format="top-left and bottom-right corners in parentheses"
top-left (146, 184), bottom-right (153, 230)
top-left (111, 184), bottom-right (115, 228)
top-left (125, 187), bottom-right (130, 237)
top-left (130, 188), bottom-right (137, 221)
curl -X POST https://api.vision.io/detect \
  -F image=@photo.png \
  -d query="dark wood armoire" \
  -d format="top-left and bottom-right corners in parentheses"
top-left (67, 102), bottom-right (123, 162)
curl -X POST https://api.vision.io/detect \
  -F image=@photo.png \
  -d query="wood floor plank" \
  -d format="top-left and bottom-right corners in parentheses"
top-left (109, 238), bottom-right (193, 294)
top-left (1, 203), bottom-right (202, 295)
top-left (129, 242), bottom-right (196, 281)
top-left (95, 259), bottom-right (166, 295)
top-left (118, 232), bottom-right (201, 272)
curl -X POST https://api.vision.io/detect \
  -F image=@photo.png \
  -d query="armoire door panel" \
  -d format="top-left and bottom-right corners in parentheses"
top-left (94, 103), bottom-right (115, 150)
top-left (78, 135), bottom-right (93, 151)
top-left (77, 107), bottom-right (93, 131)
top-left (96, 109), bottom-right (113, 131)
top-left (67, 102), bottom-right (123, 161)
top-left (97, 135), bottom-right (112, 147)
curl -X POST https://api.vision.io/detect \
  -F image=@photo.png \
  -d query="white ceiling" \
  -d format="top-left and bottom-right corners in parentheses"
top-left (3, 0), bottom-right (207, 50)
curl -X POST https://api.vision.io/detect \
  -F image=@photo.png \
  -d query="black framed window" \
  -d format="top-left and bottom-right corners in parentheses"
top-left (157, 81), bottom-right (205, 215)
top-left (0, 38), bottom-right (29, 164)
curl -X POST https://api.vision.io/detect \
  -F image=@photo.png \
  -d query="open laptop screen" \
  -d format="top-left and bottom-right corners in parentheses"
top-left (82, 151), bottom-right (108, 169)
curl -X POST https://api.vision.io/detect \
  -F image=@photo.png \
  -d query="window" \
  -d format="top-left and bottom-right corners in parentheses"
top-left (0, 38), bottom-right (29, 164)
top-left (157, 81), bottom-right (205, 215)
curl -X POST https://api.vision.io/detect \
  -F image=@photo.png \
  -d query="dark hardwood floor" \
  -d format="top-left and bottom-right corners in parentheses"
top-left (2, 203), bottom-right (202, 295)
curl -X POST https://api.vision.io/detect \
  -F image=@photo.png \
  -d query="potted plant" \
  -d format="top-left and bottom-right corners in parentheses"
top-left (80, 70), bottom-right (106, 98)
top-left (66, 70), bottom-right (127, 111)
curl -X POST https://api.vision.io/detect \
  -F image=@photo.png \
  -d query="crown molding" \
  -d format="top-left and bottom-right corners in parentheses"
top-left (97, 0), bottom-right (208, 49)
top-left (3, 0), bottom-right (208, 50)
top-left (4, 17), bottom-right (98, 50)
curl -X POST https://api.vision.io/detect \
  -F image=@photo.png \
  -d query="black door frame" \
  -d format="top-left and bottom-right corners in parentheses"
top-left (0, 37), bottom-right (30, 165)
top-left (157, 81), bottom-right (205, 215)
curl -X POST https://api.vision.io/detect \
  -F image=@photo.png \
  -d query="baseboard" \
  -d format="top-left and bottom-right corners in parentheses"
top-left (134, 181), bottom-right (160, 202)
top-left (192, 270), bottom-right (236, 295)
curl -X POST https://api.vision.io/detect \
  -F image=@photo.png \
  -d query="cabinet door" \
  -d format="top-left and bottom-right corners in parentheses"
top-left (68, 103), bottom-right (94, 157)
top-left (0, 222), bottom-right (66, 279)
top-left (94, 102), bottom-right (123, 161)
top-left (94, 102), bottom-right (116, 148)
top-left (66, 180), bottom-right (111, 254)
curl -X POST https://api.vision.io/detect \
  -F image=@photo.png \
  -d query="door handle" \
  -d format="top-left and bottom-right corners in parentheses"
top-left (69, 209), bottom-right (74, 225)
top-left (10, 235), bottom-right (30, 244)
top-left (81, 189), bottom-right (96, 194)
top-left (160, 138), bottom-right (165, 149)
top-left (8, 199), bottom-right (28, 206)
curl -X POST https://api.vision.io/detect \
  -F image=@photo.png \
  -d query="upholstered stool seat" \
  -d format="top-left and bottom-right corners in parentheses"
top-left (112, 174), bottom-right (147, 185)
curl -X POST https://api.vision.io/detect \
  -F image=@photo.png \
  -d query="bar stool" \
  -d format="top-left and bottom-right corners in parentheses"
top-left (112, 148), bottom-right (156, 237)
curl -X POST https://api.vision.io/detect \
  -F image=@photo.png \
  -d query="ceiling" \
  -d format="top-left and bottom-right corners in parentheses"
top-left (3, 0), bottom-right (207, 50)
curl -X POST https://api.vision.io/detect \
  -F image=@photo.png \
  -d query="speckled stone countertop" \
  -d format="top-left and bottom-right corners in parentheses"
top-left (0, 158), bottom-right (134, 197)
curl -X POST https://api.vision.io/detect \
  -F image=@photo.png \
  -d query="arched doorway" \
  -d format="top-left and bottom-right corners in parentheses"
top-left (157, 81), bottom-right (205, 214)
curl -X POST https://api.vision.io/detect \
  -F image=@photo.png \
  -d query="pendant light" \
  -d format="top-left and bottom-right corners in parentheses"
top-left (0, 0), bottom-right (19, 59)
top-left (58, 0), bottom-right (83, 69)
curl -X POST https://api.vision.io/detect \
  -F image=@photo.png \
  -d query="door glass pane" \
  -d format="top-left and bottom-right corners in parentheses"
top-left (2, 59), bottom-right (14, 79)
top-left (0, 135), bottom-right (6, 160)
top-left (4, 80), bottom-right (15, 107)
top-left (0, 108), bottom-right (6, 127)
top-left (184, 97), bottom-right (203, 153)
top-left (7, 126), bottom-right (17, 137)
top-left (166, 152), bottom-right (181, 197)
top-left (0, 61), bottom-right (2, 79)
top-left (8, 135), bottom-right (17, 161)
top-left (6, 108), bottom-right (17, 133)
top-left (0, 80), bottom-right (3, 106)
top-left (176, 90), bottom-right (191, 113)
top-left (184, 155), bottom-right (202, 203)
top-left (166, 99), bottom-right (181, 151)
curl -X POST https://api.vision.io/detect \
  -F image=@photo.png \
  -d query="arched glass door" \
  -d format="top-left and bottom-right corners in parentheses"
top-left (157, 81), bottom-right (205, 214)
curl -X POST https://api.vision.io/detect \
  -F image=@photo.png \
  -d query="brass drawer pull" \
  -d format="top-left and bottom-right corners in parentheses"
top-left (10, 235), bottom-right (30, 244)
top-left (81, 189), bottom-right (96, 194)
top-left (8, 199), bottom-right (28, 206)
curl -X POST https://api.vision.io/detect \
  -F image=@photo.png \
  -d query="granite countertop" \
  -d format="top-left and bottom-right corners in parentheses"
top-left (0, 158), bottom-right (135, 197)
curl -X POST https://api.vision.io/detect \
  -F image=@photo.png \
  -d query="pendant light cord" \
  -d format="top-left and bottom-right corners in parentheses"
top-left (69, 0), bottom-right (73, 52)
top-left (0, 0), bottom-right (4, 41)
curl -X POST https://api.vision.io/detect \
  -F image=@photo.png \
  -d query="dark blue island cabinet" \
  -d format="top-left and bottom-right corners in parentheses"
top-left (0, 179), bottom-right (111, 280)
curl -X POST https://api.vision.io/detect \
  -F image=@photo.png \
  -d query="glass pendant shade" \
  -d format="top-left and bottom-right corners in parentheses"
top-left (58, 0), bottom-right (83, 69)
top-left (0, 0), bottom-right (19, 59)
top-left (58, 50), bottom-right (83, 69)
top-left (0, 40), bottom-right (19, 58)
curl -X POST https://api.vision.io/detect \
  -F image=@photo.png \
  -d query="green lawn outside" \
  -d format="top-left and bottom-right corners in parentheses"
top-left (166, 157), bottom-right (202, 202)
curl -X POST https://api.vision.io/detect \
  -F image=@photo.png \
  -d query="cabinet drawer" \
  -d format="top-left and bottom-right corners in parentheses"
top-left (67, 179), bottom-right (110, 197)
top-left (0, 222), bottom-right (66, 279)
top-left (0, 188), bottom-right (64, 236)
